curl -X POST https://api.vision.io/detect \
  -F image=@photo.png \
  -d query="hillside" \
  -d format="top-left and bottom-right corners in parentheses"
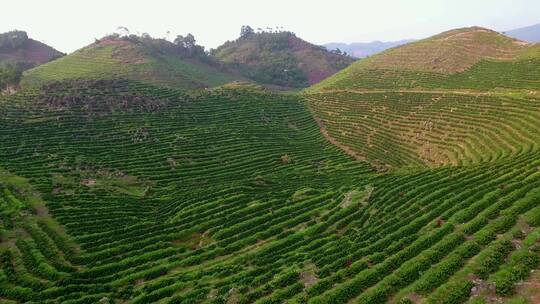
top-left (0, 79), bottom-right (539, 304)
top-left (506, 23), bottom-right (540, 43)
top-left (212, 30), bottom-right (355, 88)
top-left (305, 27), bottom-right (540, 169)
top-left (22, 34), bottom-right (240, 89)
top-left (310, 27), bottom-right (538, 92)
top-left (324, 39), bottom-right (416, 58)
top-left (0, 30), bottom-right (64, 90)
top-left (1, 24), bottom-right (540, 304)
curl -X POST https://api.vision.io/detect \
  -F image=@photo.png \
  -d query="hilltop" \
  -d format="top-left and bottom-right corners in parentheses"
top-left (22, 33), bottom-right (241, 89)
top-left (310, 27), bottom-right (538, 92)
top-left (212, 28), bottom-right (355, 88)
top-left (0, 30), bottom-right (64, 90)
top-left (22, 29), bottom-right (356, 90)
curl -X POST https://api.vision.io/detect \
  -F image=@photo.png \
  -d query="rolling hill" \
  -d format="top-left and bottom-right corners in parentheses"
top-left (212, 30), bottom-right (355, 88)
top-left (305, 27), bottom-right (540, 169)
top-left (324, 39), bottom-right (416, 58)
top-left (21, 34), bottom-right (241, 90)
top-left (309, 27), bottom-right (538, 92)
top-left (505, 23), bottom-right (540, 43)
top-left (1, 25), bottom-right (540, 304)
top-left (0, 30), bottom-right (64, 90)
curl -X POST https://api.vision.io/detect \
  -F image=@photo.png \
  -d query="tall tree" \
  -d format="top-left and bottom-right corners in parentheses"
top-left (240, 26), bottom-right (255, 38)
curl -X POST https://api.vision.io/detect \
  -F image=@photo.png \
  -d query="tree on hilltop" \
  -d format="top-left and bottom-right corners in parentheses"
top-left (240, 26), bottom-right (255, 38)
top-left (0, 30), bottom-right (29, 50)
top-left (174, 33), bottom-right (196, 49)
top-left (174, 33), bottom-right (205, 58)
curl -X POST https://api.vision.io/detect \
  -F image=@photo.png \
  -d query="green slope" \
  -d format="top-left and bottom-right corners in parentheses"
top-left (305, 27), bottom-right (540, 169)
top-left (309, 27), bottom-right (539, 92)
top-left (0, 79), bottom-right (539, 303)
top-left (1, 26), bottom-right (540, 304)
top-left (21, 36), bottom-right (240, 89)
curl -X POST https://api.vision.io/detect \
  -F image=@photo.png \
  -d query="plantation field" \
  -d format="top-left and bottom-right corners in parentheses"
top-left (308, 58), bottom-right (540, 92)
top-left (305, 91), bottom-right (540, 168)
top-left (309, 28), bottom-right (540, 93)
top-left (21, 40), bottom-right (238, 90)
top-left (0, 79), bottom-right (539, 304)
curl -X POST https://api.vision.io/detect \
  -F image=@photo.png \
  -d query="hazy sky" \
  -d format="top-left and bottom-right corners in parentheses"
top-left (2, 0), bottom-right (539, 53)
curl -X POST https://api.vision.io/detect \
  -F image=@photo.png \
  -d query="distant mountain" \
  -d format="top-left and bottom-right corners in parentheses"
top-left (323, 40), bottom-right (416, 58)
top-left (22, 34), bottom-right (240, 89)
top-left (212, 30), bottom-right (355, 88)
top-left (0, 30), bottom-right (64, 89)
top-left (505, 23), bottom-right (540, 43)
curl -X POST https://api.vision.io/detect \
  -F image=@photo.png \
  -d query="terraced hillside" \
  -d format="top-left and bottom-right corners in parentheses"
top-left (2, 23), bottom-right (540, 304)
top-left (309, 27), bottom-right (539, 91)
top-left (22, 35), bottom-right (239, 90)
top-left (0, 78), bottom-right (539, 304)
top-left (0, 80), bottom-right (372, 303)
top-left (305, 28), bottom-right (540, 168)
top-left (306, 91), bottom-right (540, 169)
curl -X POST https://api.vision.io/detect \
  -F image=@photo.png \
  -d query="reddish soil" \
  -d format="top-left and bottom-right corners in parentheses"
top-left (288, 35), bottom-right (315, 52)
top-left (0, 39), bottom-right (64, 65)
top-left (515, 270), bottom-right (540, 304)
top-left (23, 39), bottom-right (63, 64)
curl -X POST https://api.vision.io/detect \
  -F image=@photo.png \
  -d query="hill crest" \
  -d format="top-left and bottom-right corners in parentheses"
top-left (0, 30), bottom-right (64, 66)
top-left (355, 26), bottom-right (529, 74)
top-left (0, 30), bottom-right (64, 90)
top-left (309, 26), bottom-right (538, 92)
top-left (213, 30), bottom-right (354, 88)
top-left (22, 34), bottom-right (241, 89)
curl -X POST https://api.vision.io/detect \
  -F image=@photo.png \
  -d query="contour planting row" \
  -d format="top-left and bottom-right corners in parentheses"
top-left (306, 91), bottom-right (540, 168)
top-left (312, 55), bottom-right (540, 91)
top-left (0, 80), bottom-right (371, 302)
top-left (1, 79), bottom-right (539, 303)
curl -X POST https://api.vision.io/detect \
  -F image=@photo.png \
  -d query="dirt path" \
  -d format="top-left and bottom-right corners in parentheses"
top-left (311, 114), bottom-right (366, 162)
top-left (305, 88), bottom-right (539, 97)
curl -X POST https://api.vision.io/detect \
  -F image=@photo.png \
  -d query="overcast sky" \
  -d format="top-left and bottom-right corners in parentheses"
top-left (2, 0), bottom-right (539, 53)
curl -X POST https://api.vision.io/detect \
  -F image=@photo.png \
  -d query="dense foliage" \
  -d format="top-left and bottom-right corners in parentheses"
top-left (213, 29), bottom-right (354, 88)
top-left (0, 30), bottom-right (29, 51)
top-left (1, 26), bottom-right (540, 304)
top-left (0, 62), bottom-right (31, 90)
top-left (0, 78), bottom-right (538, 303)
